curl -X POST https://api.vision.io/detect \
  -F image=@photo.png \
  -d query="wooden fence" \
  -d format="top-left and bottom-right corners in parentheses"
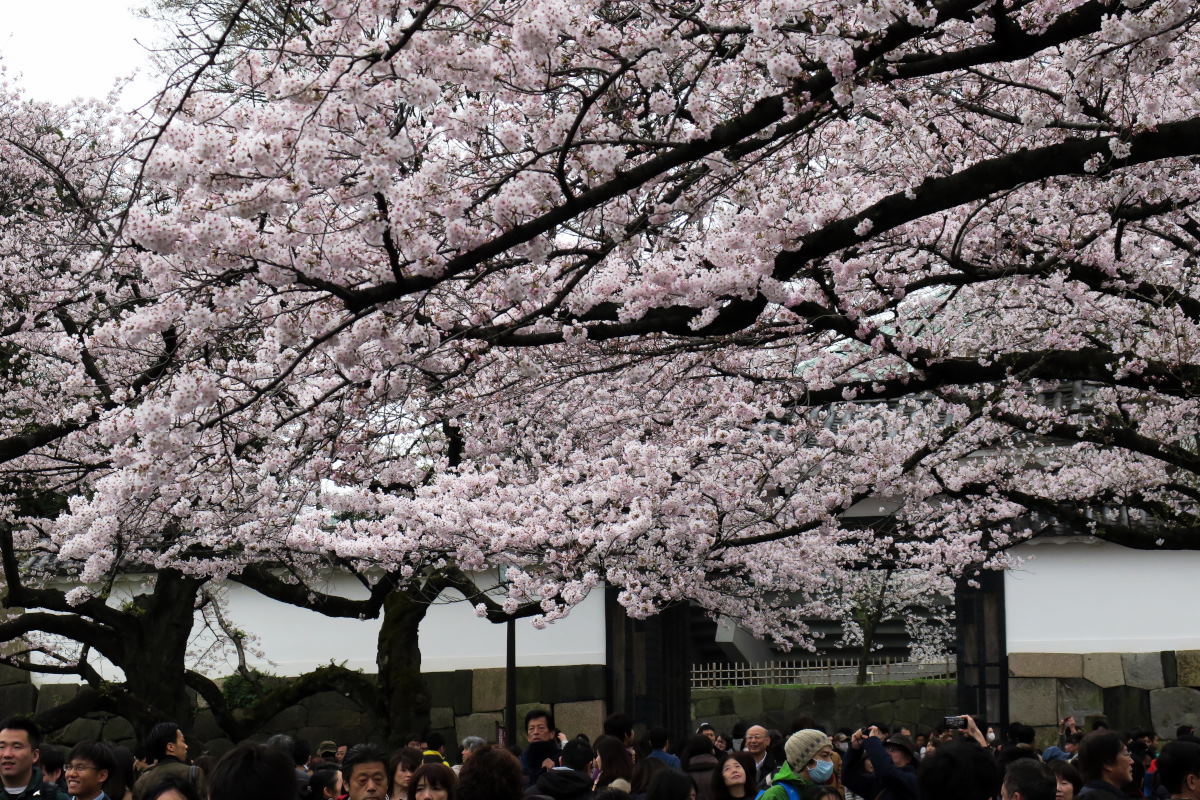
top-left (690, 656), bottom-right (956, 688)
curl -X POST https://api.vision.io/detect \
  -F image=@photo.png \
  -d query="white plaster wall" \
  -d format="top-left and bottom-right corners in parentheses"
top-left (1005, 538), bottom-right (1200, 653)
top-left (31, 571), bottom-right (606, 685)
top-left (417, 579), bottom-right (607, 671)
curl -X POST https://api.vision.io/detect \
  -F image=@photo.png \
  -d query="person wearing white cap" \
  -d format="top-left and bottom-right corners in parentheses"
top-left (757, 730), bottom-right (841, 800)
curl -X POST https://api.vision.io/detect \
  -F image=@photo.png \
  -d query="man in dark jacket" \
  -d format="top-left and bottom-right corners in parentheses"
top-left (1076, 731), bottom-right (1135, 799)
top-left (843, 727), bottom-right (919, 800)
top-left (132, 722), bottom-right (205, 800)
top-left (526, 740), bottom-right (593, 800)
top-left (521, 710), bottom-right (562, 787)
top-left (0, 717), bottom-right (70, 800)
top-left (743, 726), bottom-right (777, 790)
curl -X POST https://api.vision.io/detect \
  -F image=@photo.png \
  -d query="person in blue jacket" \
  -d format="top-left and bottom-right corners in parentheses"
top-left (842, 726), bottom-right (919, 800)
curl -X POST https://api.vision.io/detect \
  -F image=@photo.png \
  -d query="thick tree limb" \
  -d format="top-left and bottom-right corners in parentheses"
top-left (0, 612), bottom-right (124, 664)
top-left (231, 564), bottom-right (397, 618)
top-left (185, 664), bottom-right (381, 742)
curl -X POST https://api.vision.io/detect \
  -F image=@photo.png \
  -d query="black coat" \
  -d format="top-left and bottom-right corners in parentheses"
top-left (753, 754), bottom-right (778, 791)
top-left (843, 738), bottom-right (918, 800)
top-left (526, 768), bottom-right (593, 800)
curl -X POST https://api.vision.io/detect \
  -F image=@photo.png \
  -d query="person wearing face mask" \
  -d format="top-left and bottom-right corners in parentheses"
top-left (758, 730), bottom-right (843, 800)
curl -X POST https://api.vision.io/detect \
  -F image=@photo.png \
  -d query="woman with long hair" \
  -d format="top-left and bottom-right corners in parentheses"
top-left (645, 770), bottom-right (697, 800)
top-left (630, 758), bottom-right (667, 800)
top-left (593, 736), bottom-right (635, 792)
top-left (391, 748), bottom-right (424, 800)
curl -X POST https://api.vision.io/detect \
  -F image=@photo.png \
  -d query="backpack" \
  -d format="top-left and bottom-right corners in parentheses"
top-left (754, 783), bottom-right (801, 800)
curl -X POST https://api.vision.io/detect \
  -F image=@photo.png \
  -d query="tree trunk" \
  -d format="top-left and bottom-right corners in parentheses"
top-left (116, 569), bottom-right (207, 739)
top-left (856, 614), bottom-right (878, 686)
top-left (377, 587), bottom-right (434, 745)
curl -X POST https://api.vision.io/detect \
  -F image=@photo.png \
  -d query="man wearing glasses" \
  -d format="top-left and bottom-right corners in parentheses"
top-left (742, 726), bottom-right (776, 790)
top-left (1076, 731), bottom-right (1136, 798)
top-left (65, 742), bottom-right (114, 800)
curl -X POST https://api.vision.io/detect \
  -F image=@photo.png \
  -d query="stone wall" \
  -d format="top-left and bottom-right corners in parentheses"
top-left (425, 664), bottom-right (607, 750)
top-left (690, 680), bottom-right (957, 735)
top-left (1008, 651), bottom-right (1200, 747)
top-left (1, 667), bottom-right (957, 754)
top-left (0, 664), bottom-right (607, 757)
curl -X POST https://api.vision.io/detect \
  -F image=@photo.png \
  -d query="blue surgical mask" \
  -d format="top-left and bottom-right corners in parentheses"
top-left (808, 760), bottom-right (834, 783)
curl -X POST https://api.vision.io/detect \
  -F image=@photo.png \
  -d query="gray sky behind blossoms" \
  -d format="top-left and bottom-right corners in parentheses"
top-left (0, 0), bottom-right (158, 106)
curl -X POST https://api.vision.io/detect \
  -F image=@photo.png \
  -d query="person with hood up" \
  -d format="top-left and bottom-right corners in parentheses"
top-left (527, 741), bottom-right (595, 800)
top-left (758, 730), bottom-right (843, 800)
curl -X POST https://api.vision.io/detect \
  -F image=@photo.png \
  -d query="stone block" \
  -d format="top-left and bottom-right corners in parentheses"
top-left (1176, 651), bottom-right (1200, 688)
top-left (425, 671), bottom-right (473, 716)
top-left (920, 681), bottom-right (957, 717)
top-left (303, 692), bottom-right (368, 729)
top-left (0, 683), bottom-right (37, 716)
top-left (1103, 686), bottom-right (1152, 732)
top-left (264, 704), bottom-right (308, 733)
top-left (100, 716), bottom-right (135, 744)
top-left (1009, 678), bottom-right (1059, 727)
top-left (1122, 653), bottom-right (1165, 690)
top-left (1008, 653), bottom-right (1084, 679)
top-left (729, 688), bottom-right (764, 720)
top-left (553, 700), bottom-right (606, 741)
top-left (789, 687), bottom-right (817, 715)
top-left (204, 738), bottom-right (237, 758)
top-left (760, 688), bottom-right (790, 717)
top-left (472, 669), bottom-right (506, 713)
top-left (541, 665), bottom-right (606, 704)
top-left (0, 666), bottom-right (28, 687)
top-left (1058, 678), bottom-right (1104, 722)
top-left (297, 726), bottom-right (335, 748)
top-left (691, 692), bottom-right (726, 719)
top-left (865, 702), bottom-right (895, 727)
top-left (300, 690), bottom-right (363, 713)
top-left (431, 706), bottom-right (455, 731)
top-left (516, 668), bottom-right (543, 706)
top-left (35, 683), bottom-right (80, 714)
top-left (1083, 654), bottom-right (1125, 688)
top-left (811, 686), bottom-right (838, 722)
top-left (1151, 687), bottom-right (1200, 737)
top-left (456, 712), bottom-right (501, 745)
top-left (1163, 652), bottom-right (1179, 688)
top-left (192, 710), bottom-right (225, 743)
top-left (56, 717), bottom-right (104, 744)
top-left (1032, 726), bottom-right (1059, 751)
top-left (892, 699), bottom-right (922, 730)
top-left (831, 685), bottom-right (871, 722)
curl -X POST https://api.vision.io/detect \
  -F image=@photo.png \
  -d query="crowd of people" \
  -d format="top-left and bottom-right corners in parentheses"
top-left (2, 711), bottom-right (1200, 800)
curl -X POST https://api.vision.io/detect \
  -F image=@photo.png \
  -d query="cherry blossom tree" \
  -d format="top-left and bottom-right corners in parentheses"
top-left (7, 0), bottom-right (1200, 668)
top-left (0, 84), bottom-right (440, 743)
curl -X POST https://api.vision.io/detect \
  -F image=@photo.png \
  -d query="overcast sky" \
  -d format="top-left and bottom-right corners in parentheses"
top-left (0, 0), bottom-right (162, 106)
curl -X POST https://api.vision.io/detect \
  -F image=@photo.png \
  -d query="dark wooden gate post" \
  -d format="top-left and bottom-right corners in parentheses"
top-left (606, 590), bottom-right (691, 737)
top-left (955, 569), bottom-right (1009, 730)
